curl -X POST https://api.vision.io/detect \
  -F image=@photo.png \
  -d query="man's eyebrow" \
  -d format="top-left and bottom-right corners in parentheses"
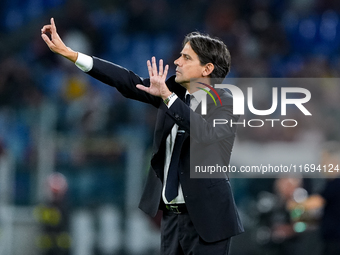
top-left (180, 52), bottom-right (192, 59)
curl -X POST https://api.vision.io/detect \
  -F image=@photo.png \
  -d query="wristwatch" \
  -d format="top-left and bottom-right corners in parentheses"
top-left (163, 92), bottom-right (176, 105)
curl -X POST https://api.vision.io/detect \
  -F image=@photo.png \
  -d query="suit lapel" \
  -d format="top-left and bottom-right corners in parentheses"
top-left (159, 75), bottom-right (186, 141)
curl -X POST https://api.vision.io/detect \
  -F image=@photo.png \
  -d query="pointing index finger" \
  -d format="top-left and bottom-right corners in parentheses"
top-left (51, 17), bottom-right (57, 33)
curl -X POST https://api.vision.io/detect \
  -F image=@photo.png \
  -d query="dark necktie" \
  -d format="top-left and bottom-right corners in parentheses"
top-left (165, 94), bottom-right (191, 202)
top-left (185, 93), bottom-right (191, 106)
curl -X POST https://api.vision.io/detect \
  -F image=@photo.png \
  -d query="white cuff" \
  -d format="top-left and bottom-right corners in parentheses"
top-left (75, 52), bottom-right (93, 72)
top-left (167, 94), bottom-right (178, 108)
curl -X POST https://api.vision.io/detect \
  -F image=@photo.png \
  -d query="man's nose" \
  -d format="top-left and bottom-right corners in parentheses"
top-left (174, 57), bottom-right (181, 66)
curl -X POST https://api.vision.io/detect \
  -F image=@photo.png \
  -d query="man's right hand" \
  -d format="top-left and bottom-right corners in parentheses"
top-left (41, 18), bottom-right (78, 63)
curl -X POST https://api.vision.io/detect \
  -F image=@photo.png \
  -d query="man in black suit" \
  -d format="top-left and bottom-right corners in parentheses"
top-left (41, 18), bottom-right (244, 254)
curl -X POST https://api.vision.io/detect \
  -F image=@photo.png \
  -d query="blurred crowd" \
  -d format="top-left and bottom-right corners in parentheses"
top-left (0, 0), bottom-right (340, 254)
top-left (0, 0), bottom-right (340, 151)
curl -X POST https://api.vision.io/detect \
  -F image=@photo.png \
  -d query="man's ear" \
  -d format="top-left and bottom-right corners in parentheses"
top-left (202, 63), bottom-right (214, 77)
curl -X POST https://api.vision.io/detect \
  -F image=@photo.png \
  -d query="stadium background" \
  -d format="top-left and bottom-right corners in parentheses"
top-left (0, 0), bottom-right (340, 254)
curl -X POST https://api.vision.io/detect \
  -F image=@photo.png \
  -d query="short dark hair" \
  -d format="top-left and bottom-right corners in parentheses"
top-left (183, 32), bottom-right (231, 81)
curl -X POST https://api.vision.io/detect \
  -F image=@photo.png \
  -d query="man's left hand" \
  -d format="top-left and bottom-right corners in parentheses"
top-left (136, 57), bottom-right (172, 100)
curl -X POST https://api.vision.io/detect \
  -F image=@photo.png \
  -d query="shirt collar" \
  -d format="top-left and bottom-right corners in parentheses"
top-left (188, 87), bottom-right (210, 101)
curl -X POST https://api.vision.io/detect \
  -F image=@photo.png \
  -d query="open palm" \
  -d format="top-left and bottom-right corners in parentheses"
top-left (136, 57), bottom-right (171, 99)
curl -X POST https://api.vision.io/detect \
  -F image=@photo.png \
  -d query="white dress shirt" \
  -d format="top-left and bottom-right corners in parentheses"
top-left (162, 91), bottom-right (202, 204)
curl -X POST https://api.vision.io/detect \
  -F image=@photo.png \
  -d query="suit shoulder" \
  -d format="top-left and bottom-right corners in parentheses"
top-left (166, 75), bottom-right (186, 97)
top-left (217, 88), bottom-right (233, 106)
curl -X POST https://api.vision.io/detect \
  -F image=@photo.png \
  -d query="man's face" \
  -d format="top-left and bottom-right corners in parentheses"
top-left (174, 42), bottom-right (206, 89)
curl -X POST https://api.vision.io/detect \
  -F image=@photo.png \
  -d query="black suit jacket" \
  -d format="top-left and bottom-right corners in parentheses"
top-left (87, 57), bottom-right (244, 242)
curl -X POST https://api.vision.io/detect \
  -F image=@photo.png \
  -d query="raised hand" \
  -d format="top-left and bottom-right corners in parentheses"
top-left (41, 18), bottom-right (78, 62)
top-left (136, 57), bottom-right (172, 100)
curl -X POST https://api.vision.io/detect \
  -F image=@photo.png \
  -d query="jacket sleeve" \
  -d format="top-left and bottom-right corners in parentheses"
top-left (87, 56), bottom-right (162, 108)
